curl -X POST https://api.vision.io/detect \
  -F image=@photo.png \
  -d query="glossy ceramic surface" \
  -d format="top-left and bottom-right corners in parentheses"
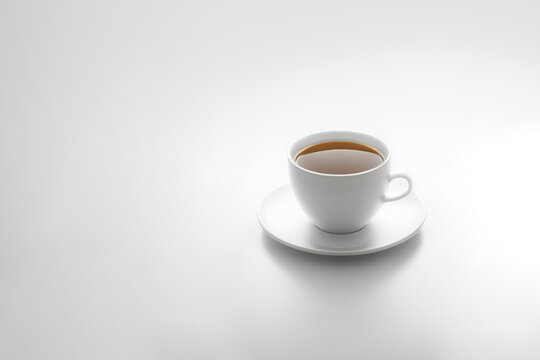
top-left (257, 185), bottom-right (426, 255)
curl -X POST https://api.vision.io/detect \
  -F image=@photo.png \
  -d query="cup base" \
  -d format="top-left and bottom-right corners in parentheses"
top-left (313, 223), bottom-right (368, 235)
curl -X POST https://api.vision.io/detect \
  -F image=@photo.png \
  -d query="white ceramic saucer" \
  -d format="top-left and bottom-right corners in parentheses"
top-left (257, 185), bottom-right (426, 256)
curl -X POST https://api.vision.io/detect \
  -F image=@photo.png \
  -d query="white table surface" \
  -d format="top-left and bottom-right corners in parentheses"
top-left (2, 1), bottom-right (540, 359)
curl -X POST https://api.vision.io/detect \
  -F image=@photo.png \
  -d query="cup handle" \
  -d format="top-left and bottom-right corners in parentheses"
top-left (382, 173), bottom-right (413, 202)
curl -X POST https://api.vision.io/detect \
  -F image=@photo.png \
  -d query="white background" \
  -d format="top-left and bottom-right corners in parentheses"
top-left (1, 0), bottom-right (540, 359)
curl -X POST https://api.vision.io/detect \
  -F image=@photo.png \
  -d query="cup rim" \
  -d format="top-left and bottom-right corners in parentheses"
top-left (287, 130), bottom-right (392, 177)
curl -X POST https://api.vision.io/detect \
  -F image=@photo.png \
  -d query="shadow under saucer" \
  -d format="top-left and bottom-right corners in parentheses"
top-left (261, 230), bottom-right (423, 293)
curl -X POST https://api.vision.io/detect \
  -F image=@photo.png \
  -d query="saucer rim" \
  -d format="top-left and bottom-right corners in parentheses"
top-left (257, 184), bottom-right (426, 256)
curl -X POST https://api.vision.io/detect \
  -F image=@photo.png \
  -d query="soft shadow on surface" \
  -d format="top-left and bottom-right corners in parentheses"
top-left (262, 231), bottom-right (423, 294)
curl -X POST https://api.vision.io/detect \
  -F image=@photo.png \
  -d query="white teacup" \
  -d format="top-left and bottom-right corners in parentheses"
top-left (288, 131), bottom-right (413, 234)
